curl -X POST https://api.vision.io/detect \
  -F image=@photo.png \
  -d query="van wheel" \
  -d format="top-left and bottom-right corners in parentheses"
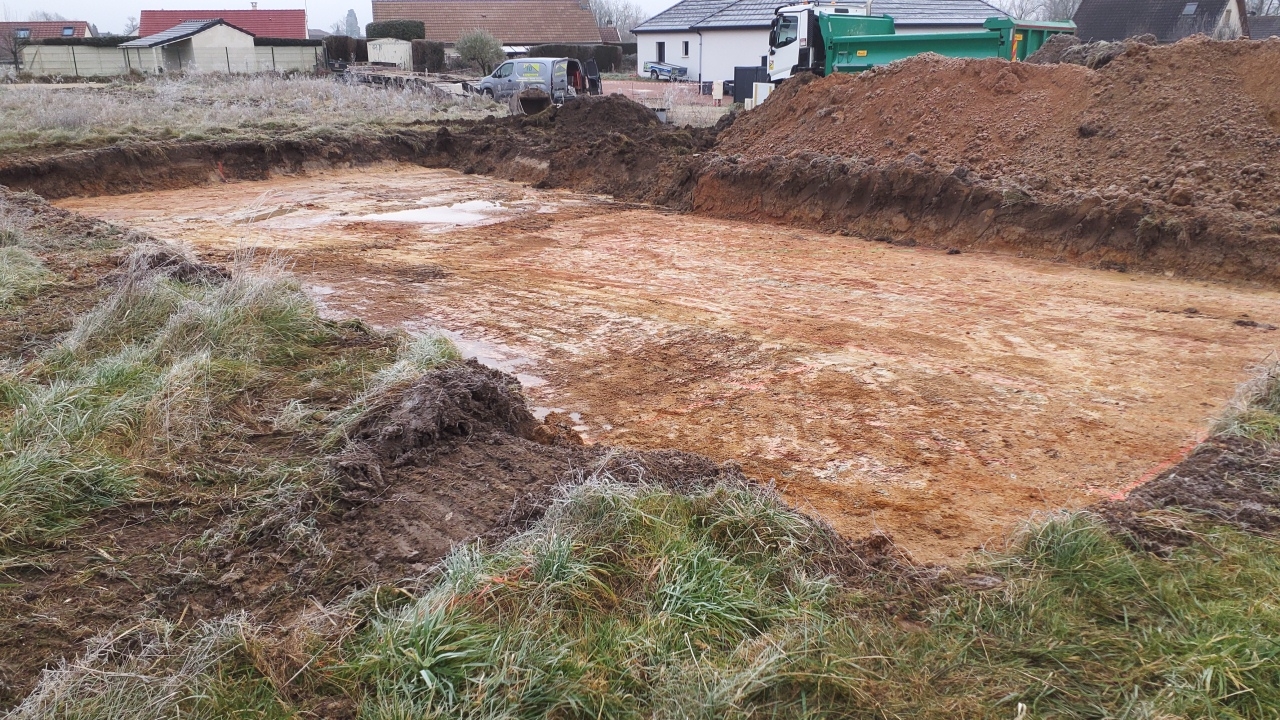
top-left (650, 70), bottom-right (659, 80)
top-left (482, 88), bottom-right (494, 98)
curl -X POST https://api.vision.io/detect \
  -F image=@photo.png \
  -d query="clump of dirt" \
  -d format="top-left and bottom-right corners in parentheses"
top-left (701, 37), bottom-right (1280, 282)
top-left (538, 94), bottom-right (662, 137)
top-left (342, 360), bottom-right (540, 468)
top-left (1101, 436), bottom-right (1280, 553)
top-left (327, 359), bottom-right (751, 577)
top-left (1026, 34), bottom-right (1158, 68)
top-left (112, 242), bottom-right (231, 284)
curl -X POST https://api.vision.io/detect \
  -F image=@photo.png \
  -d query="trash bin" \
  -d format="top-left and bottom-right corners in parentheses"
top-left (700, 81), bottom-right (713, 95)
top-left (732, 66), bottom-right (769, 104)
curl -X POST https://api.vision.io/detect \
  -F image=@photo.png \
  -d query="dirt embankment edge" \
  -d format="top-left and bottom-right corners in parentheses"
top-left (683, 152), bottom-right (1280, 283)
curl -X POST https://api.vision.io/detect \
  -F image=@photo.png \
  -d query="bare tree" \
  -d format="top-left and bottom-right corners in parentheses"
top-left (1247, 0), bottom-right (1280, 15)
top-left (589, 0), bottom-right (646, 41)
top-left (123, 16), bottom-right (139, 35)
top-left (987, 0), bottom-right (1081, 21)
top-left (1, 28), bottom-right (28, 69)
top-left (28, 10), bottom-right (69, 21)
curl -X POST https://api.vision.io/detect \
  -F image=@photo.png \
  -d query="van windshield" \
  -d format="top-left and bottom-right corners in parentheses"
top-left (772, 15), bottom-right (799, 48)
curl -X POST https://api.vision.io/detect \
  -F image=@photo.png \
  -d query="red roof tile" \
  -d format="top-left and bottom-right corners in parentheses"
top-left (1, 21), bottom-right (91, 40)
top-left (371, 0), bottom-right (604, 44)
top-left (139, 9), bottom-right (307, 39)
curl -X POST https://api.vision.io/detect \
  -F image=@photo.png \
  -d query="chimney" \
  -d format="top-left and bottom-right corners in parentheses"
top-left (251, 2), bottom-right (257, 8)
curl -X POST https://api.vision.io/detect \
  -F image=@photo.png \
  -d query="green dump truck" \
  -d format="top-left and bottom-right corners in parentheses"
top-left (766, 2), bottom-right (1075, 82)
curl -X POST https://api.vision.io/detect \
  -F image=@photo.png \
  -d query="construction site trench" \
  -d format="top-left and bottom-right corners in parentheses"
top-left (59, 164), bottom-right (1280, 561)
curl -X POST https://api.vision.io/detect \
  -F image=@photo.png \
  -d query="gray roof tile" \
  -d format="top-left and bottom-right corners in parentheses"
top-left (120, 18), bottom-right (249, 48)
top-left (634, 0), bottom-right (736, 32)
top-left (1073, 0), bottom-right (1238, 42)
top-left (1248, 14), bottom-right (1280, 37)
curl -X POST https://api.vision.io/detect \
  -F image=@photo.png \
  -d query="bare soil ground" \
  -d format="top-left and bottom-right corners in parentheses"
top-left (60, 165), bottom-right (1280, 561)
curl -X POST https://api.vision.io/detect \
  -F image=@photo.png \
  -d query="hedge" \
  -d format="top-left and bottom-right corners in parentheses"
top-left (254, 37), bottom-right (322, 46)
top-left (323, 35), bottom-right (368, 62)
top-left (36, 35), bottom-right (130, 47)
top-left (365, 20), bottom-right (425, 41)
top-left (526, 44), bottom-right (624, 72)
top-left (411, 39), bottom-right (446, 73)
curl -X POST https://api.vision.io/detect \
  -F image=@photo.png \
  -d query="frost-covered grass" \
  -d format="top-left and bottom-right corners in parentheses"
top-left (0, 74), bottom-right (501, 155)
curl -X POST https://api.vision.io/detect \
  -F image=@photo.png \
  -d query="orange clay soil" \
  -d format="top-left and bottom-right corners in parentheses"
top-left (60, 165), bottom-right (1280, 561)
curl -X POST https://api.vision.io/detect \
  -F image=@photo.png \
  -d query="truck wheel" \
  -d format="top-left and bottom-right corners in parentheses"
top-left (650, 70), bottom-right (659, 80)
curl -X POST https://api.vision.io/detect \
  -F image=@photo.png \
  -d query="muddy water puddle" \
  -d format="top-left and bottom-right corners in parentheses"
top-left (60, 165), bottom-right (1280, 561)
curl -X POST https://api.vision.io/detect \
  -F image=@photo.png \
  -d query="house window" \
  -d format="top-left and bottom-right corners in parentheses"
top-left (62, 26), bottom-right (75, 36)
top-left (656, 41), bottom-right (665, 63)
top-left (14, 28), bottom-right (30, 38)
top-left (1182, 2), bottom-right (1198, 13)
top-left (681, 40), bottom-right (689, 56)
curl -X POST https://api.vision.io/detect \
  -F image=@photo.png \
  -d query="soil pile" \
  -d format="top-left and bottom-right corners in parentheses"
top-left (703, 37), bottom-right (1280, 282)
top-left (451, 94), bottom-right (715, 202)
top-left (328, 360), bottom-right (748, 576)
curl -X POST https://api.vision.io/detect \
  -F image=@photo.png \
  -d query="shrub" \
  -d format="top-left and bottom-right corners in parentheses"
top-left (366, 20), bottom-right (426, 42)
top-left (455, 29), bottom-right (505, 74)
top-left (323, 34), bottom-right (357, 62)
top-left (412, 39), bottom-right (446, 73)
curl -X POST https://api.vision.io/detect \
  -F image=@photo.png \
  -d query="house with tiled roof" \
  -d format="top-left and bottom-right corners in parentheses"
top-left (2, 20), bottom-right (94, 65)
top-left (1072, 0), bottom-right (1247, 41)
top-left (139, 9), bottom-right (308, 39)
top-left (370, 0), bottom-right (607, 46)
top-left (633, 0), bottom-right (1010, 82)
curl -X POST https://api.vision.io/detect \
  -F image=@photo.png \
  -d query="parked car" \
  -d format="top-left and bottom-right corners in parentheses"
top-left (475, 57), bottom-right (600, 107)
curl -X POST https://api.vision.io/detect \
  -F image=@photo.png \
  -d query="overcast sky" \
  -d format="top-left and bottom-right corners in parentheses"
top-left (1, 0), bottom-right (677, 36)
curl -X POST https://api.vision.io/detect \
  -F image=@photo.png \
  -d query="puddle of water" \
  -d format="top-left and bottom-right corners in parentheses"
top-left (407, 324), bottom-right (548, 389)
top-left (360, 200), bottom-right (504, 226)
top-left (532, 406), bottom-right (563, 421)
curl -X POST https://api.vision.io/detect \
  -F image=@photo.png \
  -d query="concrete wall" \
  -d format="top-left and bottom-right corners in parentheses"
top-left (20, 44), bottom-right (128, 76)
top-left (21, 43), bottom-right (321, 76)
top-left (699, 29), bottom-right (768, 83)
top-left (368, 38), bottom-right (412, 69)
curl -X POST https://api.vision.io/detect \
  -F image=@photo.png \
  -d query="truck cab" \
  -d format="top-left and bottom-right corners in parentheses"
top-left (768, 2), bottom-right (874, 83)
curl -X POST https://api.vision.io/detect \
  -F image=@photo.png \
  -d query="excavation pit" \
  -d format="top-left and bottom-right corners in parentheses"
top-left (60, 165), bottom-right (1280, 561)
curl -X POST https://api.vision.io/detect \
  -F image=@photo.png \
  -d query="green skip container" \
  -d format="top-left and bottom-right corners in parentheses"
top-left (826, 16), bottom-right (1076, 74)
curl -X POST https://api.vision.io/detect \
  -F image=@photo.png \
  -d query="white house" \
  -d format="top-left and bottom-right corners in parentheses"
top-left (633, 0), bottom-right (1013, 83)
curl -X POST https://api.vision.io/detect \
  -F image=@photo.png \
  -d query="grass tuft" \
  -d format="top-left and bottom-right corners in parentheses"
top-left (0, 246), bottom-right (50, 309)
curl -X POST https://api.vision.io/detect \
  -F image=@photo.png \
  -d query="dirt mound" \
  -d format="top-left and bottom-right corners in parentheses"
top-left (541, 94), bottom-right (662, 137)
top-left (702, 37), bottom-right (1280, 282)
top-left (327, 361), bottom-right (749, 580)
top-left (1027, 34), bottom-right (1157, 67)
top-left (342, 360), bottom-right (540, 467)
